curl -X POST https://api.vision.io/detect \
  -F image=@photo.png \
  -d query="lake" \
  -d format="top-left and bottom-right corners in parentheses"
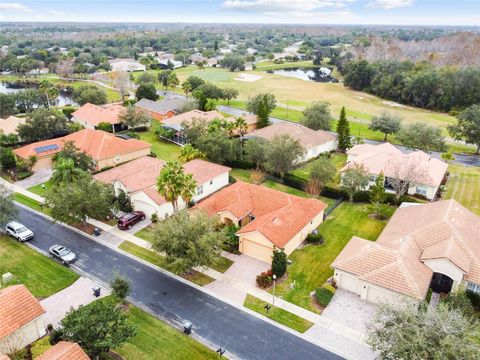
top-left (0, 82), bottom-right (77, 106)
top-left (265, 67), bottom-right (337, 83)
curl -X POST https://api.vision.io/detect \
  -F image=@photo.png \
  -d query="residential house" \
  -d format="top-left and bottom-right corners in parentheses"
top-left (189, 53), bottom-right (206, 64)
top-left (37, 342), bottom-right (89, 360)
top-left (207, 57), bottom-right (218, 67)
top-left (0, 285), bottom-right (46, 354)
top-left (14, 129), bottom-right (151, 172)
top-left (108, 59), bottom-right (145, 72)
top-left (331, 200), bottom-right (480, 305)
top-left (135, 99), bottom-right (176, 121)
top-left (193, 181), bottom-right (327, 263)
top-left (342, 143), bottom-right (448, 200)
top-left (158, 59), bottom-right (183, 69)
top-left (161, 110), bottom-right (226, 145)
top-left (0, 116), bottom-right (26, 136)
top-left (71, 103), bottom-right (127, 133)
top-left (94, 156), bottom-right (230, 219)
top-left (247, 122), bottom-right (337, 162)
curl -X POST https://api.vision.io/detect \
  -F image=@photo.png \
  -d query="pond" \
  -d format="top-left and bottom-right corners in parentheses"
top-left (0, 82), bottom-right (77, 106)
top-left (265, 67), bottom-right (337, 83)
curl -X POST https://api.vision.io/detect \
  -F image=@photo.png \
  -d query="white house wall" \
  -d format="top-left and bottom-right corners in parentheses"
top-left (300, 140), bottom-right (337, 162)
top-left (0, 317), bottom-right (46, 354)
top-left (192, 172), bottom-right (229, 203)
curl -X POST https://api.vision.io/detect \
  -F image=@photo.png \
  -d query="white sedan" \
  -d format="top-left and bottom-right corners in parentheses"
top-left (5, 221), bottom-right (34, 242)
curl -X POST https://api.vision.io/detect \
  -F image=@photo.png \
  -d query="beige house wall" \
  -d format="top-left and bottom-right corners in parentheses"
top-left (31, 156), bottom-right (54, 172)
top-left (0, 317), bottom-right (46, 354)
top-left (96, 147), bottom-right (151, 171)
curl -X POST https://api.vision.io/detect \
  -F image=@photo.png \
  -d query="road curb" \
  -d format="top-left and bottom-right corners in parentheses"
top-left (15, 202), bottom-right (352, 359)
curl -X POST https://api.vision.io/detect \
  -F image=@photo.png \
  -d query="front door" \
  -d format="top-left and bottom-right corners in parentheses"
top-left (430, 273), bottom-right (453, 293)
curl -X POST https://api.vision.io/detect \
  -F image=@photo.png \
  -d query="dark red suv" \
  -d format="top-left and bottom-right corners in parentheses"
top-left (117, 211), bottom-right (146, 230)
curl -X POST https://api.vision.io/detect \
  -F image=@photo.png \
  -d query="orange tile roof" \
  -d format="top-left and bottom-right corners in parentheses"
top-left (332, 200), bottom-right (480, 299)
top-left (37, 342), bottom-right (89, 360)
top-left (248, 122), bottom-right (336, 149)
top-left (14, 129), bottom-right (150, 161)
top-left (0, 355), bottom-right (10, 360)
top-left (193, 181), bottom-right (327, 248)
top-left (0, 285), bottom-right (46, 340)
top-left (344, 143), bottom-right (448, 187)
top-left (72, 103), bottom-right (125, 126)
top-left (94, 156), bottom-right (231, 205)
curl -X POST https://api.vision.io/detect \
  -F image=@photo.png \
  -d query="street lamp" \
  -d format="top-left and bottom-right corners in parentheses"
top-left (272, 274), bottom-right (277, 308)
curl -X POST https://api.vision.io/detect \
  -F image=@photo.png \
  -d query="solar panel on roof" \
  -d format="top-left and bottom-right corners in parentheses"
top-left (34, 144), bottom-right (59, 154)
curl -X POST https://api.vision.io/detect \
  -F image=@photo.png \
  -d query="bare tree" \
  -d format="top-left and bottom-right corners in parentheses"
top-left (56, 59), bottom-right (74, 78)
top-left (113, 71), bottom-right (130, 100)
top-left (385, 160), bottom-right (426, 200)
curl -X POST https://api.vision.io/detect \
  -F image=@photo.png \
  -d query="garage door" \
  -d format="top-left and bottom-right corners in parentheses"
top-left (241, 239), bottom-right (273, 263)
top-left (365, 285), bottom-right (399, 305)
top-left (32, 157), bottom-right (53, 172)
top-left (132, 200), bottom-right (158, 219)
top-left (338, 273), bottom-right (361, 295)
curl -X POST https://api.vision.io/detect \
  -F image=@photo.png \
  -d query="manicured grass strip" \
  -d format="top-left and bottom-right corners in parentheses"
top-left (134, 226), bottom-right (156, 244)
top-left (14, 192), bottom-right (49, 214)
top-left (274, 202), bottom-right (392, 313)
top-left (116, 303), bottom-right (219, 360)
top-left (118, 241), bottom-right (214, 286)
top-left (0, 235), bottom-right (79, 298)
top-left (27, 180), bottom-right (53, 197)
top-left (243, 294), bottom-right (313, 333)
top-left (444, 164), bottom-right (480, 215)
top-left (209, 256), bottom-right (234, 273)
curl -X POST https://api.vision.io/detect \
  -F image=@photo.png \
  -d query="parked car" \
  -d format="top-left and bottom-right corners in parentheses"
top-left (117, 211), bottom-right (146, 230)
top-left (49, 245), bottom-right (77, 265)
top-left (5, 221), bottom-right (34, 242)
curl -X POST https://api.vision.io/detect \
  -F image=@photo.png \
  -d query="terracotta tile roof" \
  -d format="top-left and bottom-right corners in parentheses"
top-left (13, 129), bottom-right (150, 161)
top-left (0, 115), bottom-right (26, 135)
top-left (72, 103), bottom-right (125, 126)
top-left (94, 156), bottom-right (231, 205)
top-left (332, 200), bottom-right (480, 299)
top-left (193, 181), bottom-right (327, 248)
top-left (37, 342), bottom-right (89, 360)
top-left (162, 110), bottom-right (225, 129)
top-left (248, 122), bottom-right (336, 150)
top-left (0, 285), bottom-right (46, 340)
top-left (237, 113), bottom-right (258, 126)
top-left (0, 355), bottom-right (10, 360)
top-left (344, 143), bottom-right (448, 187)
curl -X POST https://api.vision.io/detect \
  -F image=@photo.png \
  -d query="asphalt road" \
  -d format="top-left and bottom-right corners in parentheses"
top-left (17, 205), bottom-right (343, 360)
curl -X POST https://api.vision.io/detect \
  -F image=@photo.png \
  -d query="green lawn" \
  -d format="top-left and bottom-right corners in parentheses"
top-left (243, 294), bottom-right (313, 333)
top-left (137, 123), bottom-right (181, 161)
top-left (209, 256), bottom-right (234, 273)
top-left (274, 202), bottom-right (393, 313)
top-left (444, 164), bottom-right (480, 215)
top-left (14, 192), bottom-right (49, 214)
top-left (290, 153), bottom-right (347, 186)
top-left (27, 180), bottom-right (53, 197)
top-left (254, 60), bottom-right (317, 70)
top-left (0, 235), bottom-right (79, 298)
top-left (118, 241), bottom-right (215, 286)
top-left (229, 168), bottom-right (336, 207)
top-left (134, 226), bottom-right (157, 243)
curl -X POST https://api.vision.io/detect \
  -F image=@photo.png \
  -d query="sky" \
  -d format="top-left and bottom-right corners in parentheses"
top-left (0, 0), bottom-right (479, 26)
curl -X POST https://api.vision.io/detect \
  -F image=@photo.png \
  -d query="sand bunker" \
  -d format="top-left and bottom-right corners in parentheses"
top-left (235, 73), bottom-right (263, 82)
top-left (382, 100), bottom-right (407, 108)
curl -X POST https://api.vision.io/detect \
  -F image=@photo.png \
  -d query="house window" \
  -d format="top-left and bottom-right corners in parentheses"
top-left (467, 282), bottom-right (480, 294)
top-left (416, 186), bottom-right (427, 196)
top-left (197, 185), bottom-right (204, 196)
top-left (369, 175), bottom-right (377, 182)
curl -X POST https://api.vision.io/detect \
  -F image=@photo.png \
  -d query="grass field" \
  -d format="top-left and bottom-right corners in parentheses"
top-left (254, 60), bottom-right (318, 70)
top-left (273, 202), bottom-right (393, 312)
top-left (27, 180), bottom-right (53, 197)
top-left (290, 153), bottom-right (347, 186)
top-left (243, 294), bottom-right (314, 333)
top-left (118, 240), bottom-right (215, 286)
top-left (444, 164), bottom-right (480, 215)
top-left (14, 192), bottom-right (49, 214)
top-left (137, 123), bottom-right (181, 161)
top-left (0, 235), bottom-right (79, 298)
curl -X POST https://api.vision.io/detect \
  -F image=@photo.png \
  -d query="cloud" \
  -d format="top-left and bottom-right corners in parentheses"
top-left (48, 10), bottom-right (66, 16)
top-left (366, 0), bottom-right (413, 9)
top-left (222, 0), bottom-right (355, 14)
top-left (0, 2), bottom-right (32, 12)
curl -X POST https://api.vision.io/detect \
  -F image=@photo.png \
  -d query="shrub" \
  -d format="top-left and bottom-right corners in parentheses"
top-left (123, 99), bottom-right (136, 107)
top-left (375, 204), bottom-right (393, 220)
top-left (49, 328), bottom-right (64, 345)
top-left (116, 191), bottom-right (133, 213)
top-left (251, 169), bottom-right (265, 185)
top-left (16, 171), bottom-right (33, 180)
top-left (321, 185), bottom-right (349, 200)
top-left (31, 336), bottom-right (52, 358)
top-left (352, 190), bottom-right (370, 203)
top-left (271, 249), bottom-right (287, 278)
top-left (466, 290), bottom-right (480, 312)
top-left (256, 272), bottom-right (273, 288)
top-left (223, 224), bottom-right (240, 253)
top-left (62, 106), bottom-right (76, 119)
top-left (442, 292), bottom-right (476, 317)
top-left (127, 131), bottom-right (140, 139)
top-left (306, 233), bottom-right (324, 244)
top-left (111, 275), bottom-right (131, 300)
top-left (151, 213), bottom-right (158, 223)
top-left (97, 122), bottom-right (113, 133)
top-left (315, 284), bottom-right (336, 307)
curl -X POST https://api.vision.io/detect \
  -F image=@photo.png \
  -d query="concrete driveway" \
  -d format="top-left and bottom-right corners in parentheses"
top-left (15, 168), bottom-right (52, 189)
top-left (321, 289), bottom-right (377, 335)
top-left (40, 277), bottom-right (110, 327)
top-left (223, 253), bottom-right (270, 286)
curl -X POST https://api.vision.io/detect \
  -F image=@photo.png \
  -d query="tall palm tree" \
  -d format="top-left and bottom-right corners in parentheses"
top-left (235, 117), bottom-right (248, 137)
top-left (157, 161), bottom-right (197, 213)
top-left (39, 79), bottom-right (59, 108)
top-left (51, 158), bottom-right (87, 185)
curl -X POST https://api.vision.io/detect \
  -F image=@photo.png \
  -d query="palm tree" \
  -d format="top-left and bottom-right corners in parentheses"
top-left (182, 81), bottom-right (192, 99)
top-left (235, 117), bottom-right (248, 137)
top-left (157, 161), bottom-right (197, 213)
top-left (168, 72), bottom-right (179, 90)
top-left (51, 158), bottom-right (87, 185)
top-left (39, 80), bottom-right (59, 108)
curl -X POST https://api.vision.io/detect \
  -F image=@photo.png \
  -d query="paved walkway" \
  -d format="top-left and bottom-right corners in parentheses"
top-left (15, 169), bottom-right (52, 189)
top-left (40, 277), bottom-right (110, 327)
